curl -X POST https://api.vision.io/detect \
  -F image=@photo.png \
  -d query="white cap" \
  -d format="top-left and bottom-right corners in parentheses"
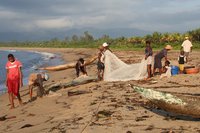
top-left (102, 42), bottom-right (109, 47)
top-left (44, 73), bottom-right (49, 81)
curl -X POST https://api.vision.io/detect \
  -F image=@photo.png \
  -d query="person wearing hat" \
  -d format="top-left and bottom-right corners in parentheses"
top-left (28, 73), bottom-right (49, 101)
top-left (97, 46), bottom-right (105, 80)
top-left (102, 42), bottom-right (112, 52)
top-left (181, 36), bottom-right (193, 63)
top-left (153, 45), bottom-right (172, 75)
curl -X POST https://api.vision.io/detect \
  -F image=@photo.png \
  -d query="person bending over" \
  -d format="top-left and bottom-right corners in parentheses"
top-left (28, 73), bottom-right (49, 101)
top-left (153, 45), bottom-right (172, 75)
top-left (75, 58), bottom-right (88, 77)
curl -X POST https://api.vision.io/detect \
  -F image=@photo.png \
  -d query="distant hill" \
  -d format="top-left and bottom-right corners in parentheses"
top-left (0, 28), bottom-right (150, 42)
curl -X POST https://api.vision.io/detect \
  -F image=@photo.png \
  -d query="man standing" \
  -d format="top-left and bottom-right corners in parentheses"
top-left (5, 54), bottom-right (23, 109)
top-left (145, 41), bottom-right (153, 79)
top-left (181, 36), bottom-right (193, 62)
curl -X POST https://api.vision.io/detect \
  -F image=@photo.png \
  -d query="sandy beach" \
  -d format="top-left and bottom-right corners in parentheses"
top-left (0, 47), bottom-right (200, 133)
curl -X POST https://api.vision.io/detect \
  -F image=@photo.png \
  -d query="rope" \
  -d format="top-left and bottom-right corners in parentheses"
top-left (80, 90), bottom-right (105, 133)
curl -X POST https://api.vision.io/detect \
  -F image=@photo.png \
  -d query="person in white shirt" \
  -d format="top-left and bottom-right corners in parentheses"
top-left (181, 37), bottom-right (193, 63)
top-left (160, 60), bottom-right (171, 79)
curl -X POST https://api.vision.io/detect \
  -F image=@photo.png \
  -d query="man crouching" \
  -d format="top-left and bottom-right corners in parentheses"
top-left (28, 73), bottom-right (49, 101)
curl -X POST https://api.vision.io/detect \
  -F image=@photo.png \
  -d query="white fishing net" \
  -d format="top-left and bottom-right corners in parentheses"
top-left (104, 50), bottom-right (148, 81)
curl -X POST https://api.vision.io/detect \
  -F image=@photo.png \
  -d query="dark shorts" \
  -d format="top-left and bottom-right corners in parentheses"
top-left (154, 56), bottom-right (162, 69)
top-left (97, 61), bottom-right (105, 70)
top-left (184, 52), bottom-right (189, 58)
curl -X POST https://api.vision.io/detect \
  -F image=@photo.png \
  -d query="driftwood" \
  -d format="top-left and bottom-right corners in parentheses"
top-left (0, 115), bottom-right (16, 121)
top-left (133, 86), bottom-right (200, 118)
top-left (68, 90), bottom-right (91, 96)
top-left (40, 56), bottom-right (98, 71)
top-left (46, 76), bottom-right (97, 92)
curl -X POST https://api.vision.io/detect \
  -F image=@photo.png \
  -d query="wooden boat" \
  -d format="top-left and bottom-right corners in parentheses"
top-left (133, 86), bottom-right (200, 118)
top-left (39, 56), bottom-right (98, 71)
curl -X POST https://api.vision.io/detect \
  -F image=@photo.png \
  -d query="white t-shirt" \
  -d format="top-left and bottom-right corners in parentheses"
top-left (181, 40), bottom-right (193, 52)
top-left (160, 66), bottom-right (171, 79)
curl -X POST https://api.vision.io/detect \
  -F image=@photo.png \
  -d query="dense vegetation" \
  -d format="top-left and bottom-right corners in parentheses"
top-left (1, 28), bottom-right (200, 50)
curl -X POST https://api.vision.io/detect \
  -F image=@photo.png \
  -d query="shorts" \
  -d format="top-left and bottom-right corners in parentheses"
top-left (97, 61), bottom-right (105, 70)
top-left (146, 56), bottom-right (153, 65)
top-left (179, 64), bottom-right (184, 71)
top-left (7, 79), bottom-right (20, 96)
top-left (184, 52), bottom-right (189, 58)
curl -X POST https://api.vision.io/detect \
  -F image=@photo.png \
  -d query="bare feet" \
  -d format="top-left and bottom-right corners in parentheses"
top-left (19, 100), bottom-right (24, 106)
top-left (10, 106), bottom-right (15, 109)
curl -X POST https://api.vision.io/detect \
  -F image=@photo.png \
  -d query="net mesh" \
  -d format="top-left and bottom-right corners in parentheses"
top-left (104, 50), bottom-right (148, 81)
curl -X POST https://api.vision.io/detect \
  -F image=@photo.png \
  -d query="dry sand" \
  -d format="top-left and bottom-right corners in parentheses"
top-left (0, 48), bottom-right (200, 133)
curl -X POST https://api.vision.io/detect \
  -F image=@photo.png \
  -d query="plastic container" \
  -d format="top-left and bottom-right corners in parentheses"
top-left (185, 68), bottom-right (199, 74)
top-left (171, 66), bottom-right (179, 75)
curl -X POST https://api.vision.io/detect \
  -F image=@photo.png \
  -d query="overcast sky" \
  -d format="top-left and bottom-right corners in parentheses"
top-left (0, 0), bottom-right (200, 40)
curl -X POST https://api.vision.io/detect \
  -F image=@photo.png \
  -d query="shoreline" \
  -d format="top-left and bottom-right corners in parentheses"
top-left (0, 49), bottom-right (64, 95)
top-left (0, 47), bottom-right (200, 133)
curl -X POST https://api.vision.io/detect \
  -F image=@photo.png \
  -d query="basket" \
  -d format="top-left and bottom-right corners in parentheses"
top-left (185, 68), bottom-right (199, 74)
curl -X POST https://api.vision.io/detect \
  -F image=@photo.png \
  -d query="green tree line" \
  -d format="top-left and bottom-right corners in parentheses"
top-left (1, 28), bottom-right (200, 50)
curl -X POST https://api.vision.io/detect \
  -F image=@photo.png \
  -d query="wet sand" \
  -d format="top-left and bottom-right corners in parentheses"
top-left (0, 48), bottom-right (200, 133)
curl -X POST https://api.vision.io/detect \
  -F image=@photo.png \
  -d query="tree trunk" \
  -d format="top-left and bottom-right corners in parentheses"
top-left (39, 56), bottom-right (98, 71)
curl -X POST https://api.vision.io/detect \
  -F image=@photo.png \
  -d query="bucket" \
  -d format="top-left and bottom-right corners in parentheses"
top-left (171, 66), bottom-right (179, 75)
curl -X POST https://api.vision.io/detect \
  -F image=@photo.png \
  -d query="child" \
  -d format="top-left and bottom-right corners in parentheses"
top-left (28, 73), bottom-right (49, 101)
top-left (160, 60), bottom-right (171, 79)
top-left (5, 54), bottom-right (23, 109)
top-left (178, 51), bottom-right (186, 73)
top-left (75, 58), bottom-right (87, 77)
top-left (97, 46), bottom-right (105, 80)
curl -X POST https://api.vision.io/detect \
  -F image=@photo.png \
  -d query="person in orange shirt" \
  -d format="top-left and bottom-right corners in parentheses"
top-left (5, 54), bottom-right (23, 109)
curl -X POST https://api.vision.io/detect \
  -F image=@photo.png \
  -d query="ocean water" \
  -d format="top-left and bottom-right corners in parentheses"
top-left (0, 50), bottom-right (63, 94)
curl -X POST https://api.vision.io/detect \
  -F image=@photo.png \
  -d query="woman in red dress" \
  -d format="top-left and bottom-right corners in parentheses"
top-left (5, 54), bottom-right (23, 109)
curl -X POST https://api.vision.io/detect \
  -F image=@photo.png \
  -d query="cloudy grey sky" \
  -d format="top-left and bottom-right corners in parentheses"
top-left (0, 0), bottom-right (200, 41)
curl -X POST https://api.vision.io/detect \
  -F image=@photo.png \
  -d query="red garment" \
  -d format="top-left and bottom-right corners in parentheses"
top-left (6, 60), bottom-right (22, 96)
top-left (7, 79), bottom-right (20, 96)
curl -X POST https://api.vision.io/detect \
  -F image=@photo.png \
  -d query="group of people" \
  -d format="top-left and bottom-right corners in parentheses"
top-left (144, 36), bottom-right (193, 79)
top-left (5, 54), bottom-right (49, 109)
top-left (5, 37), bottom-right (193, 109)
top-left (75, 42), bottom-right (110, 80)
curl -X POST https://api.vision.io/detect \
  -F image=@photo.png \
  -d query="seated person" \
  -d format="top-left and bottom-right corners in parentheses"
top-left (160, 60), bottom-right (171, 79)
top-left (28, 73), bottom-right (49, 101)
top-left (75, 58), bottom-right (88, 77)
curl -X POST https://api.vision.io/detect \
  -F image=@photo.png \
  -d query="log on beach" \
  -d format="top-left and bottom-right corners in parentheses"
top-left (39, 56), bottom-right (98, 71)
top-left (46, 76), bottom-right (97, 92)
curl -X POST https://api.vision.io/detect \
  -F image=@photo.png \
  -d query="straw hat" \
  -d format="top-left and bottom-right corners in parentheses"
top-left (102, 42), bottom-right (109, 47)
top-left (165, 45), bottom-right (172, 50)
top-left (185, 36), bottom-right (189, 40)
